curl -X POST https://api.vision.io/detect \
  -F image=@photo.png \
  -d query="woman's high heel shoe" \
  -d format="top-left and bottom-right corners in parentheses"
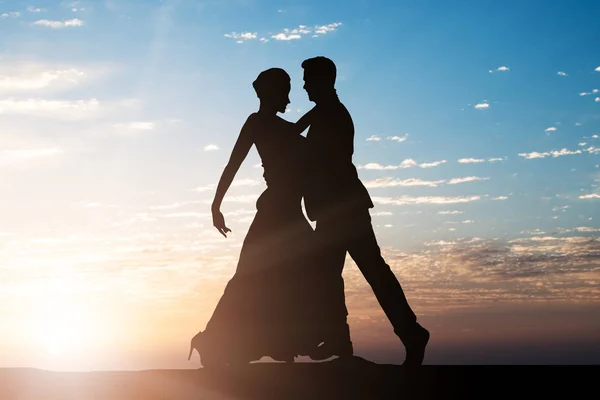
top-left (188, 331), bottom-right (203, 361)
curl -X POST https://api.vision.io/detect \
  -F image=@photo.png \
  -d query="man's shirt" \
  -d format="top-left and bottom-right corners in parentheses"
top-left (304, 97), bottom-right (374, 221)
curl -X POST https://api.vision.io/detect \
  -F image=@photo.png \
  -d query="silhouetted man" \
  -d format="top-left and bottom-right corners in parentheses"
top-left (301, 56), bottom-right (430, 366)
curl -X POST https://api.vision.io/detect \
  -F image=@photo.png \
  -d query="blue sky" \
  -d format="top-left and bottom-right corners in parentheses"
top-left (1, 0), bottom-right (600, 370)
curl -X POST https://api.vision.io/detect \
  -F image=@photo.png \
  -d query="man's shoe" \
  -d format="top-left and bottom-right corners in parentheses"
top-left (402, 325), bottom-right (430, 366)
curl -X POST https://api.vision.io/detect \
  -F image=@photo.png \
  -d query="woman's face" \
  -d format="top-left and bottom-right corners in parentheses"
top-left (273, 81), bottom-right (291, 113)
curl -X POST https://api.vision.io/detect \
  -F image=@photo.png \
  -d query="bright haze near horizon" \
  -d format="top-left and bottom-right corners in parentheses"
top-left (1, 0), bottom-right (599, 371)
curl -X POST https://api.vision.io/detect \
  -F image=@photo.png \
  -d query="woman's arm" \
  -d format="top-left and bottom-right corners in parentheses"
top-left (289, 107), bottom-right (315, 135)
top-left (211, 114), bottom-right (256, 237)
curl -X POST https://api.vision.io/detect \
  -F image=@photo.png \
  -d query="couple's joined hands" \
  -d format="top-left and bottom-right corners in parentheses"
top-left (212, 208), bottom-right (231, 238)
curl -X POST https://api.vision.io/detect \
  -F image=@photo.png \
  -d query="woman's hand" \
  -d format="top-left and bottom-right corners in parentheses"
top-left (212, 208), bottom-right (232, 238)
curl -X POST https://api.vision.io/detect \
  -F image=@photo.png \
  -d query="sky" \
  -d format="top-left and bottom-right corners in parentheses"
top-left (1, 0), bottom-right (599, 371)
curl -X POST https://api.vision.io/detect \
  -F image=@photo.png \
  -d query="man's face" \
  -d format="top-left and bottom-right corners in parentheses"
top-left (303, 71), bottom-right (317, 102)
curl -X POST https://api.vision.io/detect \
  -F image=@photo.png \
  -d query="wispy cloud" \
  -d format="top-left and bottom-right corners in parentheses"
top-left (579, 194), bottom-right (600, 199)
top-left (545, 126), bottom-right (557, 132)
top-left (27, 6), bottom-right (45, 13)
top-left (0, 98), bottom-right (137, 120)
top-left (1, 11), bottom-right (20, 18)
top-left (34, 18), bottom-right (84, 28)
top-left (203, 144), bottom-right (219, 152)
top-left (489, 66), bottom-right (510, 73)
top-left (372, 195), bottom-right (482, 205)
top-left (419, 160), bottom-right (447, 168)
top-left (366, 135), bottom-right (380, 141)
top-left (223, 32), bottom-right (257, 43)
top-left (447, 176), bottom-right (490, 184)
top-left (474, 102), bottom-right (490, 109)
top-left (388, 134), bottom-right (408, 142)
top-left (458, 158), bottom-right (485, 164)
top-left (363, 178), bottom-right (445, 188)
top-left (0, 68), bottom-right (86, 92)
top-left (364, 176), bottom-right (489, 188)
top-left (0, 146), bottom-right (63, 166)
top-left (358, 159), bottom-right (447, 170)
top-left (225, 23), bottom-right (342, 43)
top-left (557, 71), bottom-right (568, 76)
top-left (518, 148), bottom-right (583, 159)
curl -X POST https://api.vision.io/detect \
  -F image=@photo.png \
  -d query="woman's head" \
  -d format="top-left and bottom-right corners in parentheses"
top-left (253, 68), bottom-right (291, 113)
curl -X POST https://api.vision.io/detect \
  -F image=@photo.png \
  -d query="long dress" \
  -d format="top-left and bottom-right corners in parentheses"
top-left (197, 115), bottom-right (350, 366)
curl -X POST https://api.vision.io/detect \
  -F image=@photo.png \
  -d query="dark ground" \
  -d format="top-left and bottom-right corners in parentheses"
top-left (0, 357), bottom-right (592, 399)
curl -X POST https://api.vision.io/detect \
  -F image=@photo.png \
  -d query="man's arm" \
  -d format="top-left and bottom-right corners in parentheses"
top-left (329, 105), bottom-right (355, 166)
top-left (290, 106), bottom-right (316, 135)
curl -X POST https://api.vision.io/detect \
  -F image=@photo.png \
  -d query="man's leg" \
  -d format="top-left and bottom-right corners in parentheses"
top-left (343, 209), bottom-right (429, 365)
top-left (309, 218), bottom-right (354, 358)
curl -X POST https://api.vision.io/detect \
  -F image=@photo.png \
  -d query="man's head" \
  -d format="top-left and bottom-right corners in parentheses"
top-left (301, 56), bottom-right (336, 103)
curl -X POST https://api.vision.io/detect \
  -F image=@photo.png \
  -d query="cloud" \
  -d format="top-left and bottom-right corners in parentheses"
top-left (358, 159), bottom-right (447, 170)
top-left (458, 157), bottom-right (507, 164)
top-left (490, 66), bottom-right (510, 72)
top-left (388, 134), bottom-right (408, 142)
top-left (518, 148), bottom-right (583, 159)
top-left (224, 32), bottom-right (257, 43)
top-left (557, 71), bottom-right (568, 76)
top-left (231, 178), bottom-right (261, 187)
top-left (447, 176), bottom-right (490, 185)
top-left (27, 6), bottom-right (45, 12)
top-left (364, 176), bottom-right (489, 188)
top-left (545, 127), bottom-right (557, 132)
top-left (0, 68), bottom-right (86, 92)
top-left (366, 135), bottom-right (380, 141)
top-left (371, 211), bottom-right (393, 216)
top-left (203, 144), bottom-right (219, 152)
top-left (474, 103), bottom-right (490, 109)
top-left (191, 184), bottom-right (216, 192)
top-left (579, 194), bottom-right (600, 199)
top-left (595, 67), bottom-right (600, 72)
top-left (358, 159), bottom-right (416, 170)
top-left (492, 196), bottom-right (509, 201)
top-left (458, 158), bottom-right (485, 164)
top-left (580, 92), bottom-right (591, 96)
top-left (439, 211), bottom-right (464, 215)
top-left (34, 18), bottom-right (84, 28)
top-left (314, 22), bottom-right (342, 35)
top-left (415, 236), bottom-right (600, 296)
top-left (372, 195), bottom-right (482, 205)
top-left (419, 160), bottom-right (447, 168)
top-left (0, 146), bottom-right (63, 165)
top-left (271, 32), bottom-right (302, 41)
top-left (0, 98), bottom-right (137, 120)
top-left (596, 97), bottom-right (600, 103)
top-left (229, 22), bottom-right (342, 43)
top-left (1, 12), bottom-right (20, 18)
top-left (363, 178), bottom-right (446, 188)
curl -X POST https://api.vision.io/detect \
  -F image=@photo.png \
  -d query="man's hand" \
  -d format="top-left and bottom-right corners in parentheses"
top-left (212, 209), bottom-right (232, 238)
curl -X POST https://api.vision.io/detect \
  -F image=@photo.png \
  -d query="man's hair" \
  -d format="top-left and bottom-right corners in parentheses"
top-left (301, 56), bottom-right (336, 86)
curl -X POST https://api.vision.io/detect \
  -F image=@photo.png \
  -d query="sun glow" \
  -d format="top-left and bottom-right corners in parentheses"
top-left (26, 297), bottom-right (109, 361)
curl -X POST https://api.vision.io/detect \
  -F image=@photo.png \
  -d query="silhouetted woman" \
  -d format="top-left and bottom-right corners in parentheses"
top-left (188, 68), bottom-right (351, 367)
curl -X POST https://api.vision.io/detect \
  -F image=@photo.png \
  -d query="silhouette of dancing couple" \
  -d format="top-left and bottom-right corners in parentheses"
top-left (188, 57), bottom-right (429, 367)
